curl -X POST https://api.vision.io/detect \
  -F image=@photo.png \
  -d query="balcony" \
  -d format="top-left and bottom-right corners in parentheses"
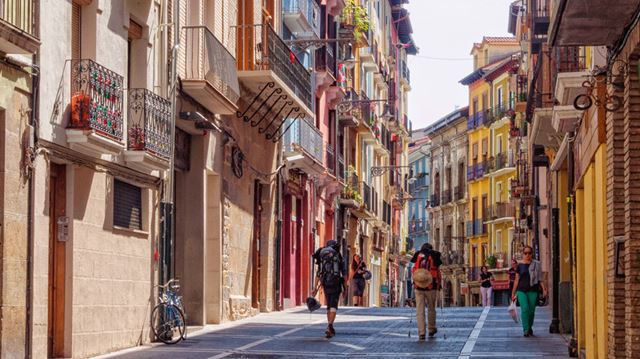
top-left (360, 37), bottom-right (377, 68)
top-left (283, 0), bottom-right (321, 39)
top-left (124, 89), bottom-right (171, 175)
top-left (283, 118), bottom-right (325, 176)
top-left (441, 189), bottom-right (452, 204)
top-left (236, 23), bottom-right (313, 120)
top-left (0, 0), bottom-right (39, 54)
top-left (315, 45), bottom-right (337, 93)
top-left (466, 219), bottom-right (487, 237)
top-left (467, 165), bottom-right (477, 181)
top-left (409, 218), bottom-right (429, 234)
top-left (409, 175), bottom-right (428, 192)
top-left (466, 111), bottom-right (487, 130)
top-left (338, 90), bottom-right (360, 127)
top-left (467, 266), bottom-right (481, 282)
top-left (400, 59), bottom-right (410, 88)
top-left (430, 194), bottom-right (440, 208)
top-left (325, 142), bottom-right (336, 176)
top-left (180, 26), bottom-right (240, 116)
top-left (338, 8), bottom-right (369, 48)
top-left (442, 250), bottom-right (465, 266)
top-left (66, 59), bottom-right (125, 158)
top-left (488, 202), bottom-right (515, 221)
top-left (552, 46), bottom-right (589, 134)
top-left (454, 185), bottom-right (465, 201)
top-left (340, 173), bottom-right (361, 208)
top-left (337, 153), bottom-right (345, 181)
top-left (487, 152), bottom-right (516, 175)
top-left (531, 0), bottom-right (550, 36)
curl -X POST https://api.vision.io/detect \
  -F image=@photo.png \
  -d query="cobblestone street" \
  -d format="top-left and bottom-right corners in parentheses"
top-left (103, 306), bottom-right (569, 358)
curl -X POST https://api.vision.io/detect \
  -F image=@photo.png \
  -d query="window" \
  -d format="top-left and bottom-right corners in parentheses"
top-left (495, 230), bottom-right (502, 253)
top-left (114, 179), bottom-right (143, 230)
top-left (496, 182), bottom-right (502, 202)
top-left (472, 143), bottom-right (478, 160)
top-left (482, 138), bottom-right (488, 156)
top-left (496, 135), bottom-right (503, 154)
top-left (497, 86), bottom-right (503, 109)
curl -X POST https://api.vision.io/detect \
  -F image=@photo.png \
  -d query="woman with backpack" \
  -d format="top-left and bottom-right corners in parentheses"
top-left (511, 245), bottom-right (547, 337)
top-left (348, 254), bottom-right (367, 307)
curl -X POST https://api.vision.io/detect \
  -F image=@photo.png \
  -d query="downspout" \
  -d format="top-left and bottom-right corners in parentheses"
top-left (274, 162), bottom-right (283, 311)
top-left (25, 51), bottom-right (40, 359)
top-left (567, 132), bottom-right (578, 356)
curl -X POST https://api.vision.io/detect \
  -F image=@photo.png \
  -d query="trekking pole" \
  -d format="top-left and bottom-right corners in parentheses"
top-left (408, 305), bottom-right (413, 338)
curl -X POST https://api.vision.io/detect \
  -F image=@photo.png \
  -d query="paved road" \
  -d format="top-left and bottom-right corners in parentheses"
top-left (103, 306), bottom-right (570, 358)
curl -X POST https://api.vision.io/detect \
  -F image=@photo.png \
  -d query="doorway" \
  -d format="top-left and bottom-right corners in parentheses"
top-left (48, 163), bottom-right (66, 357)
top-left (252, 180), bottom-right (263, 309)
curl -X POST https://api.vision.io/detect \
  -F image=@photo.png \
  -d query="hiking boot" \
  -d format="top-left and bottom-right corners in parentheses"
top-left (428, 328), bottom-right (437, 337)
top-left (418, 334), bottom-right (426, 341)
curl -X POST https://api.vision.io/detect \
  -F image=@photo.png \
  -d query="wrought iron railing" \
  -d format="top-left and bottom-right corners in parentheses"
top-left (337, 152), bottom-right (345, 180)
top-left (127, 89), bottom-right (171, 159)
top-left (316, 44), bottom-right (337, 78)
top-left (441, 189), bottom-right (452, 204)
top-left (326, 142), bottom-right (335, 175)
top-left (181, 26), bottom-right (240, 104)
top-left (467, 164), bottom-right (476, 181)
top-left (283, 0), bottom-right (321, 38)
top-left (409, 218), bottom-right (429, 234)
top-left (236, 23), bottom-right (312, 109)
top-left (69, 59), bottom-right (124, 140)
top-left (430, 193), bottom-right (440, 207)
top-left (531, 0), bottom-right (550, 18)
top-left (443, 250), bottom-right (465, 266)
top-left (454, 185), bottom-right (464, 201)
top-left (282, 118), bottom-right (323, 163)
top-left (0, 0), bottom-right (37, 36)
top-left (489, 202), bottom-right (515, 219)
top-left (363, 182), bottom-right (372, 211)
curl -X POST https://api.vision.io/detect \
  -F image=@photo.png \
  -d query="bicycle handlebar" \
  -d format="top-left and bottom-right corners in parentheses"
top-left (154, 278), bottom-right (180, 290)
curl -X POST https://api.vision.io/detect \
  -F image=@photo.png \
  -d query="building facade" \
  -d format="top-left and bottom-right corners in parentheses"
top-left (408, 136), bottom-right (430, 252)
top-left (424, 107), bottom-right (469, 307)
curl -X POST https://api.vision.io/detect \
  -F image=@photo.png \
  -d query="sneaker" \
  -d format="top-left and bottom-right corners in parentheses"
top-left (329, 325), bottom-right (335, 335)
top-left (524, 332), bottom-right (530, 337)
top-left (325, 325), bottom-right (335, 338)
top-left (527, 329), bottom-right (534, 336)
top-left (418, 334), bottom-right (426, 340)
top-left (428, 329), bottom-right (437, 337)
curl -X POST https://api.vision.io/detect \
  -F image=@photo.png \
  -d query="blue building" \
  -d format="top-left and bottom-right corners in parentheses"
top-left (408, 137), bottom-right (430, 252)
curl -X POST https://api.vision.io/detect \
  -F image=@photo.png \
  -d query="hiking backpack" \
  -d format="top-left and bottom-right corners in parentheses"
top-left (412, 252), bottom-right (440, 290)
top-left (318, 246), bottom-right (341, 287)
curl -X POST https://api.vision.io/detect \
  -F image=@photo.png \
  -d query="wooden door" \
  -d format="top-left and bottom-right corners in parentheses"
top-left (48, 164), bottom-right (66, 357)
top-left (251, 180), bottom-right (262, 309)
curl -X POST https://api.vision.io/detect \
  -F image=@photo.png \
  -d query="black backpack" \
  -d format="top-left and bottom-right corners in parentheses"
top-left (318, 246), bottom-right (341, 287)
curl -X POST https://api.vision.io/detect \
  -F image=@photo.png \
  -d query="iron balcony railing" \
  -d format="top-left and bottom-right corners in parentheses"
top-left (409, 218), bottom-right (429, 234)
top-left (337, 152), bottom-right (345, 180)
top-left (441, 189), bottom-right (452, 204)
top-left (69, 59), bottom-right (124, 141)
top-left (127, 89), bottom-right (171, 159)
top-left (489, 202), bottom-right (515, 219)
top-left (475, 161), bottom-right (485, 178)
top-left (466, 111), bottom-right (487, 130)
top-left (466, 221), bottom-right (474, 237)
top-left (363, 182), bottom-right (372, 212)
top-left (1, 0), bottom-right (37, 36)
top-left (443, 250), bottom-right (465, 266)
top-left (467, 165), bottom-right (476, 181)
top-left (236, 23), bottom-right (312, 109)
top-left (282, 118), bottom-right (323, 162)
top-left (409, 175), bottom-right (428, 192)
top-left (454, 185), bottom-right (465, 201)
top-left (466, 218), bottom-right (487, 236)
top-left (430, 193), bottom-right (440, 207)
top-left (283, 0), bottom-right (321, 38)
top-left (360, 91), bottom-right (374, 127)
top-left (326, 142), bottom-right (335, 175)
top-left (181, 26), bottom-right (240, 104)
top-left (315, 44), bottom-right (337, 78)
top-left (467, 266), bottom-right (481, 282)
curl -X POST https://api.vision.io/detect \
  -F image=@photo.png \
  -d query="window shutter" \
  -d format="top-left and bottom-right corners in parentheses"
top-left (482, 138), bottom-right (488, 156)
top-left (472, 143), bottom-right (478, 159)
top-left (114, 180), bottom-right (143, 230)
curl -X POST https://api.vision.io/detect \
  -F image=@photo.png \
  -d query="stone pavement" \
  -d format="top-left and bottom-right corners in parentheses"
top-left (100, 306), bottom-right (570, 358)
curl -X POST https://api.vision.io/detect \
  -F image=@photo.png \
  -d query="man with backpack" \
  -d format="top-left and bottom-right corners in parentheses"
top-left (312, 240), bottom-right (346, 338)
top-left (411, 243), bottom-right (442, 340)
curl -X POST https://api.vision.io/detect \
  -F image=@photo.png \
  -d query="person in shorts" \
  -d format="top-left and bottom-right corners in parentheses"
top-left (312, 240), bottom-right (346, 338)
top-left (348, 254), bottom-right (367, 306)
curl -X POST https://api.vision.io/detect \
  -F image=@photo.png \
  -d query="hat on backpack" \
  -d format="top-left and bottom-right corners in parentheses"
top-left (413, 268), bottom-right (433, 289)
top-left (362, 270), bottom-right (372, 280)
top-left (306, 296), bottom-right (321, 312)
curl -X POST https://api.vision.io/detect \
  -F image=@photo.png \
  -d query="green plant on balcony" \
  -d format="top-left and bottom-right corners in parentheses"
top-left (342, 185), bottom-right (362, 203)
top-left (518, 92), bottom-right (527, 102)
top-left (342, 0), bottom-right (370, 45)
top-left (486, 255), bottom-right (497, 269)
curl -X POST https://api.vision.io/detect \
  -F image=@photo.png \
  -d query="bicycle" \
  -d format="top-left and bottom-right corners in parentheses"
top-left (151, 279), bottom-right (187, 344)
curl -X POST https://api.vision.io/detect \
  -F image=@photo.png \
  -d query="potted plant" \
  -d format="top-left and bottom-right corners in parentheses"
top-left (486, 255), bottom-right (497, 269)
top-left (128, 125), bottom-right (145, 150)
top-left (341, 0), bottom-right (370, 47)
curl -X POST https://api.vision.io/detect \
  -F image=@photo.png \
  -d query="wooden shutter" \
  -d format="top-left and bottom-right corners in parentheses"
top-left (114, 180), bottom-right (143, 230)
top-left (72, 3), bottom-right (81, 59)
top-left (482, 138), bottom-right (488, 156)
top-left (128, 19), bottom-right (143, 40)
top-left (472, 143), bottom-right (478, 159)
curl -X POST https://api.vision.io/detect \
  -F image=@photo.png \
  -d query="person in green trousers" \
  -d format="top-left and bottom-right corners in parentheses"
top-left (511, 245), bottom-right (547, 337)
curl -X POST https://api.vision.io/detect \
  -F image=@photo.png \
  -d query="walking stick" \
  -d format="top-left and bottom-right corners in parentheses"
top-left (408, 304), bottom-right (413, 338)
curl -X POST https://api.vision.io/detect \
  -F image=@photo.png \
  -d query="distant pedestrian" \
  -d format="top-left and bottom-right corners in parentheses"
top-left (479, 266), bottom-right (493, 307)
top-left (511, 245), bottom-right (547, 337)
top-left (312, 240), bottom-right (346, 339)
top-left (411, 243), bottom-right (442, 340)
top-left (348, 254), bottom-right (367, 307)
top-left (508, 259), bottom-right (518, 294)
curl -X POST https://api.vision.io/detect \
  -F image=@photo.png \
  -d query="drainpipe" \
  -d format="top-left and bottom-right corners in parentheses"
top-left (274, 161), bottom-right (283, 311)
top-left (550, 204), bottom-right (560, 333)
top-left (25, 51), bottom-right (40, 359)
top-left (567, 132), bottom-right (578, 357)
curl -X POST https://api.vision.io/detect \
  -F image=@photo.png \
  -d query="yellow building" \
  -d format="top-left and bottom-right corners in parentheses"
top-left (460, 37), bottom-right (519, 305)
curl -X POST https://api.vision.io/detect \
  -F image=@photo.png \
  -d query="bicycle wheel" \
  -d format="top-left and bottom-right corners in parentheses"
top-left (151, 303), bottom-right (186, 344)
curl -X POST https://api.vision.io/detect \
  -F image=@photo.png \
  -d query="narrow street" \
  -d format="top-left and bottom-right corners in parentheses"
top-left (105, 306), bottom-right (569, 358)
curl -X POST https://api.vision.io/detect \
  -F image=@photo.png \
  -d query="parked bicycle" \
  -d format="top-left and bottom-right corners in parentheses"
top-left (151, 279), bottom-right (186, 344)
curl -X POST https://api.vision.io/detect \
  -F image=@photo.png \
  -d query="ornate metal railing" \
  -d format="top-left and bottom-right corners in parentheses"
top-left (282, 118), bottom-right (323, 162)
top-left (181, 26), bottom-right (240, 104)
top-left (283, 0), bottom-right (321, 37)
top-left (441, 189), bottom-right (452, 204)
top-left (454, 185), bottom-right (465, 201)
top-left (315, 44), bottom-right (337, 78)
top-left (326, 142), bottom-right (335, 175)
top-left (236, 23), bottom-right (312, 109)
top-left (127, 89), bottom-right (171, 159)
top-left (1, 0), bottom-right (37, 36)
top-left (337, 152), bottom-right (345, 180)
top-left (69, 59), bottom-right (124, 140)
top-left (430, 193), bottom-right (440, 207)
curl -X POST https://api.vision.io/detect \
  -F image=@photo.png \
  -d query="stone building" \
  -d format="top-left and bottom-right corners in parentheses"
top-left (424, 107), bottom-right (468, 307)
top-left (0, 0), bottom-right (39, 357)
